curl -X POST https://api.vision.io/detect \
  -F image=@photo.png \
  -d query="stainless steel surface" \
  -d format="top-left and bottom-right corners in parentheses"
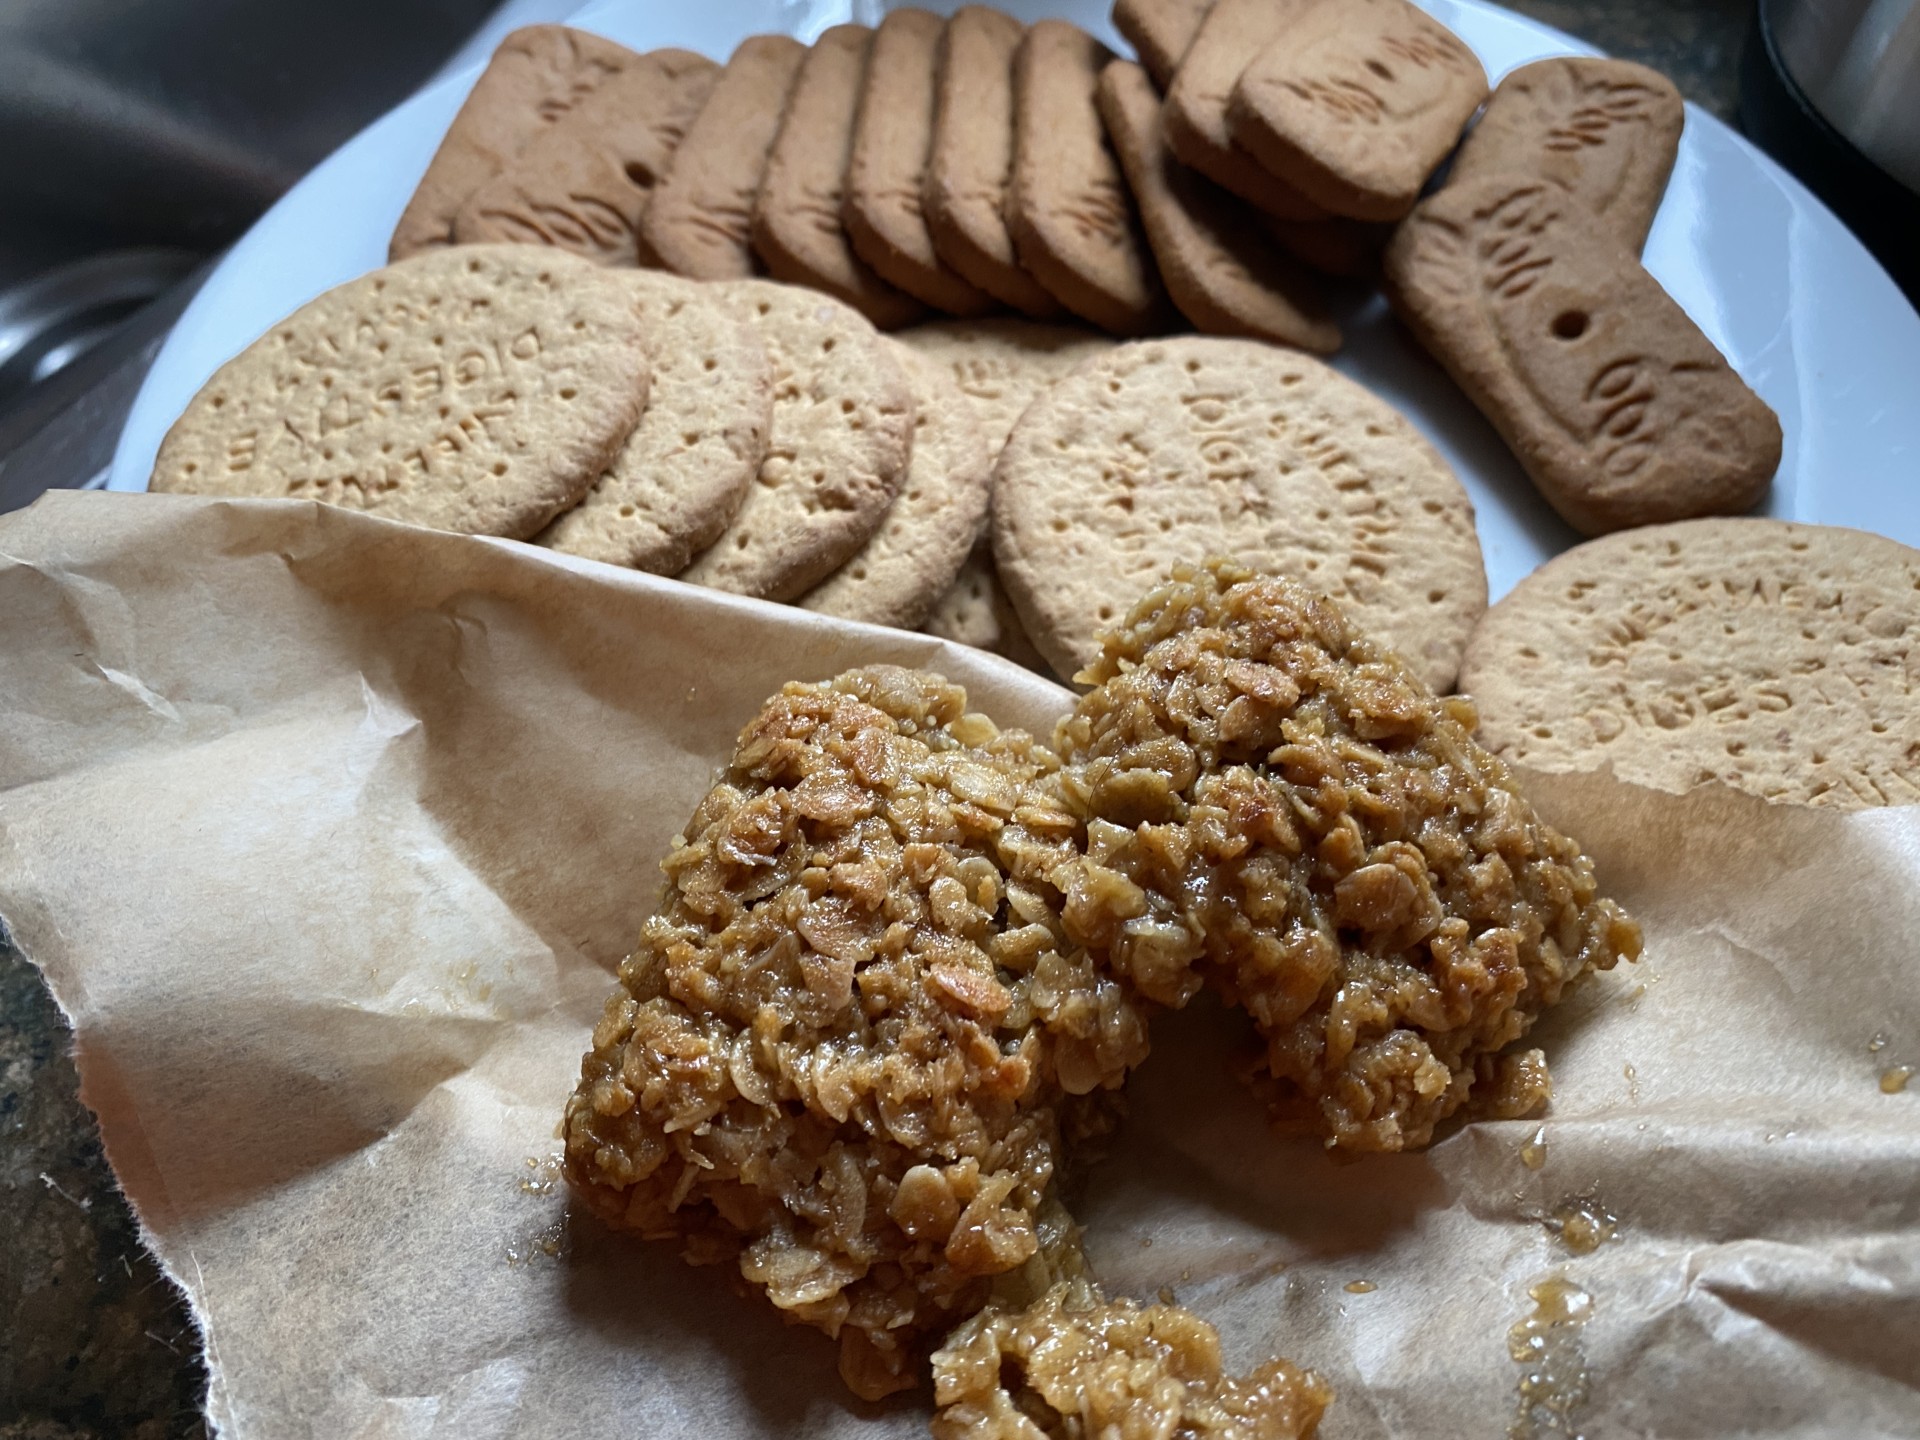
top-left (1768, 0), bottom-right (1920, 191)
top-left (0, 0), bottom-right (559, 511)
top-left (0, 0), bottom-right (508, 267)
top-left (0, 249), bottom-right (198, 407)
top-left (0, 263), bottom-right (212, 513)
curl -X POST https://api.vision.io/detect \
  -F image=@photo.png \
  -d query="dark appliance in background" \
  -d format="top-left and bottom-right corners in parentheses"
top-left (0, 0), bottom-right (507, 509)
top-left (1743, 0), bottom-right (1920, 303)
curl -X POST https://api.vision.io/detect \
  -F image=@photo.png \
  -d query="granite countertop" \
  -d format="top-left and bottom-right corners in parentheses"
top-left (0, 2), bottom-right (1752, 1434)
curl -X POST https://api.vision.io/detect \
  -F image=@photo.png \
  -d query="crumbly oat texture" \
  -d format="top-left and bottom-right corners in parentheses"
top-left (150, 245), bottom-right (651, 539)
top-left (932, 1278), bottom-right (1332, 1439)
top-left (1007, 21), bottom-right (1174, 336)
top-left (679, 279), bottom-right (915, 600)
top-left (1460, 519), bottom-right (1920, 809)
top-left (992, 336), bottom-right (1486, 691)
top-left (1163, 0), bottom-right (1328, 222)
top-left (640, 34), bottom-right (807, 281)
top-left (753, 24), bottom-right (927, 330)
top-left (1062, 561), bottom-right (1641, 1150)
top-left (924, 542), bottom-right (1056, 676)
top-left (563, 666), bottom-right (1153, 1399)
top-left (800, 342), bottom-right (994, 629)
top-left (1227, 0), bottom-right (1487, 223)
top-left (1383, 175), bottom-right (1781, 537)
top-left (451, 48), bottom-right (718, 265)
top-left (1446, 56), bottom-right (1684, 256)
top-left (1098, 61), bottom-right (1339, 354)
top-left (923, 6), bottom-right (1066, 319)
top-left (537, 270), bottom-right (770, 572)
top-left (845, 8), bottom-right (996, 317)
top-left (390, 25), bottom-right (638, 259)
top-left (895, 319), bottom-right (1114, 462)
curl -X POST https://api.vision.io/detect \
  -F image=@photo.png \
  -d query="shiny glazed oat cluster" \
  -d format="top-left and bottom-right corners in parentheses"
top-left (1062, 561), bottom-right (1643, 1151)
top-left (563, 666), bottom-right (1152, 1399)
top-left (564, 560), bottom-right (1640, 1429)
top-left (931, 1278), bottom-right (1332, 1440)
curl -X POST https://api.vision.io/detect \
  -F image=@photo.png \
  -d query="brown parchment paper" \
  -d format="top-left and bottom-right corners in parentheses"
top-left (1, 490), bottom-right (1916, 1439)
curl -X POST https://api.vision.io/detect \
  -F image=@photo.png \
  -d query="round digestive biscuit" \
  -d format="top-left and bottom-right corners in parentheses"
top-left (894, 318), bottom-right (1114, 461)
top-left (537, 271), bottom-right (770, 573)
top-left (1460, 519), bottom-right (1920, 809)
top-left (151, 245), bottom-right (650, 538)
top-left (923, 541), bottom-right (1054, 675)
top-left (800, 342), bottom-right (992, 629)
top-left (679, 280), bottom-right (915, 601)
top-left (993, 336), bottom-right (1485, 689)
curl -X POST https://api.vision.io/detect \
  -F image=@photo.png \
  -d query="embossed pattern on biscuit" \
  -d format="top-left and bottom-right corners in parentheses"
top-left (800, 342), bottom-right (993, 628)
top-left (538, 270), bottom-right (771, 573)
top-left (1447, 56), bottom-right (1684, 255)
top-left (451, 49), bottom-right (718, 266)
top-left (990, 336), bottom-right (1486, 690)
top-left (639, 35), bottom-right (807, 281)
top-left (1099, 59), bottom-right (1338, 354)
top-left (752, 25), bottom-right (927, 330)
top-left (1161, 0), bottom-right (1330, 222)
top-left (1384, 176), bottom-right (1781, 537)
top-left (1007, 20), bottom-right (1173, 335)
top-left (151, 246), bottom-right (653, 540)
top-left (843, 8), bottom-right (996, 316)
top-left (392, 26), bottom-right (639, 260)
top-left (680, 279), bottom-right (915, 601)
top-left (923, 5), bottom-right (1066, 319)
top-left (897, 318), bottom-right (1115, 460)
top-left (1461, 519), bottom-right (1920, 809)
top-left (1227, 0), bottom-right (1486, 222)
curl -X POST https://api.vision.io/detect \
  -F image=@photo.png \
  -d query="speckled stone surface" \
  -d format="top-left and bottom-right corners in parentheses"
top-left (0, 932), bottom-right (206, 1439)
top-left (1501, 0), bottom-right (1748, 120)
top-left (0, 3), bottom-right (1750, 1431)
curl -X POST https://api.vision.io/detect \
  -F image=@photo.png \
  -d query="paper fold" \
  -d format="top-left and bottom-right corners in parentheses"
top-left (2, 492), bottom-right (1914, 1438)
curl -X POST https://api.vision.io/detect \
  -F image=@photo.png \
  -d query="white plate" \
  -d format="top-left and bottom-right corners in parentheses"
top-left (106, 0), bottom-right (1920, 602)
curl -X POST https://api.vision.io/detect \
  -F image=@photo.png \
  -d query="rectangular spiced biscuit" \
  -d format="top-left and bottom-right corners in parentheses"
top-left (391, 26), bottom-right (638, 260)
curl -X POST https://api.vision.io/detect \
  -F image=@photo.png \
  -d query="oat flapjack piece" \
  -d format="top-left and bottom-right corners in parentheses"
top-left (150, 246), bottom-right (651, 538)
top-left (1162, 0), bottom-right (1328, 222)
top-left (451, 48), bottom-right (718, 265)
top-left (933, 1277), bottom-right (1331, 1439)
top-left (1228, 0), bottom-right (1487, 222)
top-left (1461, 519), bottom-right (1920, 809)
top-left (1007, 21), bottom-right (1176, 336)
top-left (679, 279), bottom-right (914, 600)
top-left (1059, 561), bottom-right (1642, 1151)
top-left (1112, 0), bottom-right (1215, 89)
top-left (1099, 60), bottom-right (1338, 354)
top-left (925, 7), bottom-right (1066, 319)
top-left (537, 270), bottom-right (771, 572)
top-left (1447, 56), bottom-right (1685, 255)
top-left (391, 25), bottom-right (638, 260)
top-left (845, 9), bottom-right (997, 317)
top-left (800, 342), bottom-right (994, 630)
top-left (753, 25), bottom-right (928, 330)
top-left (1383, 175), bottom-right (1782, 536)
top-left (563, 666), bottom-right (1153, 1398)
top-left (993, 336), bottom-right (1486, 692)
top-left (640, 35), bottom-right (806, 281)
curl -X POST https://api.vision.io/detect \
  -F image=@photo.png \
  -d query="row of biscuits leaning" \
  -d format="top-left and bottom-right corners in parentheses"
top-left (392, 7), bottom-right (1781, 539)
top-left (149, 243), bottom-right (1007, 631)
top-left (154, 11), bottom-right (1802, 692)
top-left (386, 15), bottom-right (1335, 350)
